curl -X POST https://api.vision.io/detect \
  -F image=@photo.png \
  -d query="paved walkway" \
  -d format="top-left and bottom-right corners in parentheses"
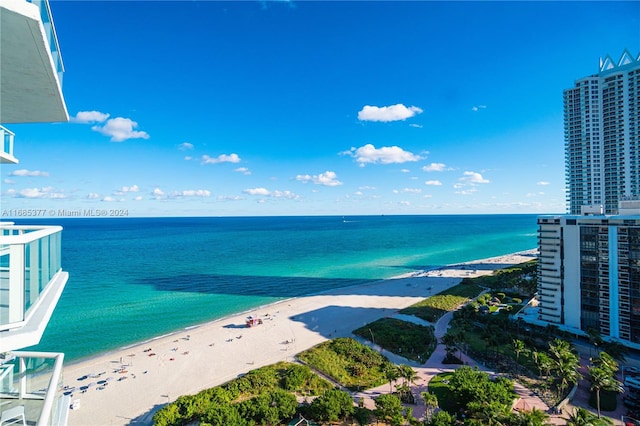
top-left (349, 306), bottom-right (613, 425)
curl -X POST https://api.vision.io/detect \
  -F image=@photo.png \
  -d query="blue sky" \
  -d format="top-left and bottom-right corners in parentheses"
top-left (2, 1), bottom-right (639, 217)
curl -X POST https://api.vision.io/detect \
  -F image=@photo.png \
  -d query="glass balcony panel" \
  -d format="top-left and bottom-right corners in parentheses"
top-left (26, 0), bottom-right (65, 87)
top-left (0, 225), bottom-right (63, 331)
top-left (0, 352), bottom-right (65, 426)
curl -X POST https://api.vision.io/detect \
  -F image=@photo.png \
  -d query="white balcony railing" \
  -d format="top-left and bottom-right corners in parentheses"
top-left (0, 351), bottom-right (68, 426)
top-left (0, 125), bottom-right (16, 164)
top-left (0, 224), bottom-right (63, 332)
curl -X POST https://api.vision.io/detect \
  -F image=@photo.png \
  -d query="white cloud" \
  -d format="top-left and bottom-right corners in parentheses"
top-left (87, 192), bottom-right (100, 199)
top-left (471, 105), bottom-right (487, 112)
top-left (460, 171), bottom-right (490, 185)
top-left (202, 153), bottom-right (241, 164)
top-left (184, 156), bottom-right (192, 161)
top-left (102, 196), bottom-right (116, 202)
top-left (399, 201), bottom-right (411, 206)
top-left (12, 187), bottom-right (65, 199)
top-left (409, 123), bottom-right (423, 128)
top-left (217, 195), bottom-right (244, 201)
top-left (455, 188), bottom-right (478, 195)
top-left (400, 169), bottom-right (410, 173)
top-left (92, 117), bottom-right (150, 142)
top-left (171, 189), bottom-right (211, 197)
top-left (234, 167), bottom-right (251, 175)
top-left (3, 179), bottom-right (15, 184)
top-left (134, 196), bottom-right (143, 201)
top-left (343, 144), bottom-right (422, 166)
top-left (244, 187), bottom-right (271, 196)
top-left (537, 181), bottom-right (550, 186)
top-left (271, 190), bottom-right (299, 199)
top-left (358, 104), bottom-right (423, 122)
top-left (422, 163), bottom-right (449, 172)
top-left (243, 188), bottom-right (299, 199)
top-left (9, 169), bottom-right (49, 177)
top-left (425, 180), bottom-right (443, 186)
top-left (71, 110), bottom-right (110, 123)
top-left (295, 171), bottom-right (343, 186)
top-left (152, 187), bottom-right (165, 200)
top-left (394, 188), bottom-right (422, 194)
top-left (120, 185), bottom-right (139, 193)
top-left (179, 142), bottom-right (194, 150)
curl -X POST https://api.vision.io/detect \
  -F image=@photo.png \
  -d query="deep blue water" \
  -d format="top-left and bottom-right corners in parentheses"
top-left (24, 215), bottom-right (538, 361)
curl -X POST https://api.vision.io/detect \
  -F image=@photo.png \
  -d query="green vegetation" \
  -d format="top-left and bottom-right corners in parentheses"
top-left (473, 260), bottom-right (538, 294)
top-left (427, 372), bottom-right (456, 413)
top-left (353, 317), bottom-right (436, 362)
top-left (298, 337), bottom-right (391, 390)
top-left (302, 388), bottom-right (355, 423)
top-left (400, 283), bottom-right (484, 322)
top-left (152, 362), bottom-right (333, 426)
top-left (373, 393), bottom-right (404, 425)
top-left (428, 366), bottom-right (553, 425)
top-left (588, 352), bottom-right (623, 416)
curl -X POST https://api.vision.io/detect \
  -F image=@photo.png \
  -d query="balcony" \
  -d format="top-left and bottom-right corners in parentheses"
top-left (0, 126), bottom-right (17, 164)
top-left (0, 351), bottom-right (68, 426)
top-left (0, 223), bottom-right (68, 352)
top-left (0, 0), bottom-right (67, 124)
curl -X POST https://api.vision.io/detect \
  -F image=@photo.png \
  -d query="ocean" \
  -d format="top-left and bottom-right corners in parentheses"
top-left (25, 215), bottom-right (539, 362)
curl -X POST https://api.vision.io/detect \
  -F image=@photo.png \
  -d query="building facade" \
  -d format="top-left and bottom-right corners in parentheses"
top-left (535, 50), bottom-right (640, 349)
top-left (0, 0), bottom-right (69, 424)
top-left (537, 210), bottom-right (640, 348)
top-left (564, 50), bottom-right (640, 215)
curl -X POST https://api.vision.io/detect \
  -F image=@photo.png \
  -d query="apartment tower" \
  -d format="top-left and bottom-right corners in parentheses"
top-left (536, 51), bottom-right (640, 349)
top-left (564, 49), bottom-right (640, 215)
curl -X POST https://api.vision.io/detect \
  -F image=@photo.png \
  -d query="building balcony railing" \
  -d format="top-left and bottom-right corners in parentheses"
top-left (0, 126), bottom-right (16, 164)
top-left (0, 351), bottom-right (68, 426)
top-left (0, 223), bottom-right (68, 351)
top-left (26, 0), bottom-right (64, 88)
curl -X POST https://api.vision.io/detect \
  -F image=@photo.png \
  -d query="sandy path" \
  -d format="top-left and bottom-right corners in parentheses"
top-left (64, 250), bottom-right (536, 425)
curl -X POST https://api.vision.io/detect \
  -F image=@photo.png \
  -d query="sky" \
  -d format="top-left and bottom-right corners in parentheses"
top-left (2, 1), bottom-right (640, 217)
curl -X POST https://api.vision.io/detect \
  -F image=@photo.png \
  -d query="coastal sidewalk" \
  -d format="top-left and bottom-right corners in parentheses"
top-left (63, 251), bottom-right (537, 425)
top-left (353, 303), bottom-right (566, 425)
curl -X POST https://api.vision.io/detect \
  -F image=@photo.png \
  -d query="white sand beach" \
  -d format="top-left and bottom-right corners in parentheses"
top-left (64, 250), bottom-right (537, 425)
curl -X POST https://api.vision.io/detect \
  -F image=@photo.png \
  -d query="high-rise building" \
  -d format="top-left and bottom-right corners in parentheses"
top-left (533, 51), bottom-right (640, 350)
top-left (0, 0), bottom-right (69, 424)
top-left (537, 207), bottom-right (640, 348)
top-left (564, 49), bottom-right (640, 215)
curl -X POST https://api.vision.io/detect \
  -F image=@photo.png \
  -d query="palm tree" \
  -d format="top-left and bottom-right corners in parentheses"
top-left (513, 407), bottom-right (551, 426)
top-left (441, 333), bottom-right (457, 360)
top-left (421, 391), bottom-right (438, 423)
top-left (591, 351), bottom-right (618, 376)
top-left (513, 339), bottom-right (526, 362)
top-left (588, 365), bottom-right (623, 418)
top-left (565, 407), bottom-right (613, 425)
top-left (587, 327), bottom-right (604, 355)
top-left (384, 364), bottom-right (400, 393)
top-left (548, 339), bottom-right (582, 397)
top-left (397, 364), bottom-right (418, 402)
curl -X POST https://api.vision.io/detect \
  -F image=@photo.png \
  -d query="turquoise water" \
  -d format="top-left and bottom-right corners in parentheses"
top-left (26, 215), bottom-right (538, 361)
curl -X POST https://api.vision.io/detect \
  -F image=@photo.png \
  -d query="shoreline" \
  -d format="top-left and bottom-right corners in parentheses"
top-left (64, 248), bottom-right (537, 368)
top-left (64, 249), bottom-right (536, 425)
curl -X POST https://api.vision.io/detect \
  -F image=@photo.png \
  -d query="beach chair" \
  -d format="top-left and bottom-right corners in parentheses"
top-left (0, 405), bottom-right (26, 426)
